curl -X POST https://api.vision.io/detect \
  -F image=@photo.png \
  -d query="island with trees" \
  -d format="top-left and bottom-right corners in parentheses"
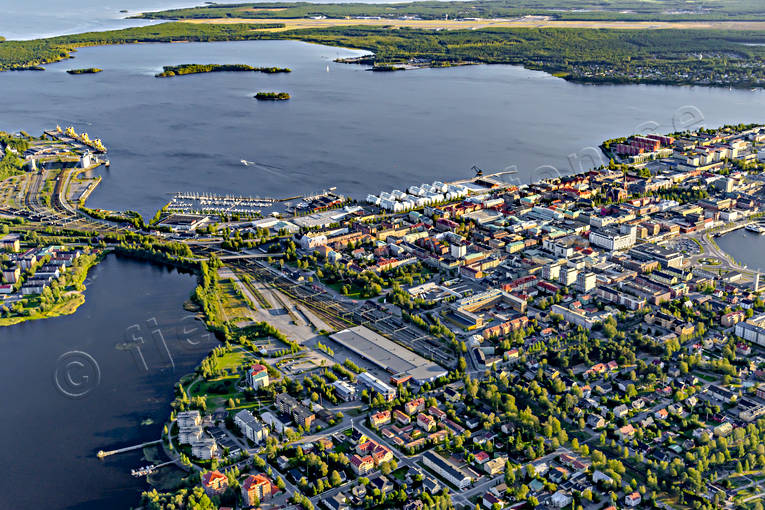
top-left (155, 64), bottom-right (291, 78)
top-left (254, 92), bottom-right (290, 101)
top-left (66, 67), bottom-right (103, 74)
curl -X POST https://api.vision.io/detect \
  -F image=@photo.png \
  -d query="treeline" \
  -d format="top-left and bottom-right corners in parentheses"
top-left (4, 20), bottom-right (765, 87)
top-left (112, 236), bottom-right (198, 270)
top-left (278, 26), bottom-right (765, 87)
top-left (0, 22), bottom-right (284, 70)
top-left (0, 132), bottom-right (29, 181)
top-left (80, 206), bottom-right (147, 229)
top-left (194, 257), bottom-right (226, 333)
top-left (138, 0), bottom-right (765, 22)
top-left (156, 63), bottom-right (291, 77)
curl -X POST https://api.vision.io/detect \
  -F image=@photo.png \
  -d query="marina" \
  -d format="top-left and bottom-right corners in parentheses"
top-left (165, 189), bottom-right (346, 217)
top-left (166, 192), bottom-right (276, 216)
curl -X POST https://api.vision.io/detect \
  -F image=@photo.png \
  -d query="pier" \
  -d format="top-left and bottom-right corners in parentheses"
top-left (97, 439), bottom-right (162, 458)
top-left (166, 192), bottom-right (279, 215)
top-left (713, 221), bottom-right (752, 237)
top-left (131, 461), bottom-right (175, 477)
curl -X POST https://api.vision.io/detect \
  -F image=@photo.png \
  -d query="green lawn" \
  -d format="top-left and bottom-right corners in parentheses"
top-left (219, 279), bottom-right (255, 321)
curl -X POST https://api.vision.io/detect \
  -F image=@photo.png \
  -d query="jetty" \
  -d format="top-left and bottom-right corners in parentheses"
top-left (97, 439), bottom-right (162, 459)
top-left (131, 461), bottom-right (175, 477)
top-left (166, 192), bottom-right (280, 215)
top-left (713, 222), bottom-right (752, 237)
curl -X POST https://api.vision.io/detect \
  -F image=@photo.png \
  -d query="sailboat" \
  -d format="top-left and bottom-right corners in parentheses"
top-left (326, 64), bottom-right (330, 73)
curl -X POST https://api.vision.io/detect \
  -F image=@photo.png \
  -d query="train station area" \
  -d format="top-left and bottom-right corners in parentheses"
top-left (329, 325), bottom-right (448, 385)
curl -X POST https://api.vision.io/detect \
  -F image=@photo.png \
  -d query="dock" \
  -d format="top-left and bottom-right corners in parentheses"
top-left (713, 222), bottom-right (752, 237)
top-left (166, 192), bottom-right (278, 215)
top-left (131, 461), bottom-right (175, 477)
top-left (97, 439), bottom-right (162, 458)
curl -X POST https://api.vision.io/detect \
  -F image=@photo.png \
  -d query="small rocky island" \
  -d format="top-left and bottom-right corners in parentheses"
top-left (254, 92), bottom-right (290, 101)
top-left (66, 68), bottom-right (103, 74)
top-left (156, 64), bottom-right (291, 78)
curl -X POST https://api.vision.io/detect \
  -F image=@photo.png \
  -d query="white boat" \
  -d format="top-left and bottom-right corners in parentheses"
top-left (746, 224), bottom-right (765, 234)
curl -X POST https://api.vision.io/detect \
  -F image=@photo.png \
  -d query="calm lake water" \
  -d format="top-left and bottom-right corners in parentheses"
top-left (0, 40), bottom-right (763, 218)
top-left (0, 256), bottom-right (216, 509)
top-left (0, 0), bottom-right (422, 40)
top-left (0, 0), bottom-right (195, 40)
top-left (717, 229), bottom-right (765, 272)
top-left (2, 9), bottom-right (765, 508)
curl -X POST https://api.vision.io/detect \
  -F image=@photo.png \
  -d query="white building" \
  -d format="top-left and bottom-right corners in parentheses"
top-left (450, 243), bottom-right (467, 259)
top-left (300, 234), bottom-right (328, 251)
top-left (191, 435), bottom-right (218, 460)
top-left (543, 262), bottom-right (562, 282)
top-left (589, 225), bottom-right (636, 252)
top-left (177, 410), bottom-right (203, 445)
top-left (332, 380), bottom-right (357, 401)
top-left (234, 410), bottom-right (269, 443)
top-left (559, 266), bottom-right (579, 286)
top-left (357, 371), bottom-right (397, 401)
top-left (576, 272), bottom-right (597, 293)
top-left (422, 451), bottom-right (473, 489)
top-left (735, 314), bottom-right (765, 346)
top-left (262, 411), bottom-right (291, 435)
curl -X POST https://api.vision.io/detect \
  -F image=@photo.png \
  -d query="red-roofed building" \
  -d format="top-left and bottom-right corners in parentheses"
top-left (393, 409), bottom-right (411, 425)
top-left (201, 470), bottom-right (228, 496)
top-left (428, 406), bottom-right (447, 421)
top-left (242, 474), bottom-right (274, 506)
top-left (247, 364), bottom-right (270, 389)
top-left (350, 454), bottom-right (375, 475)
top-left (405, 397), bottom-right (425, 415)
top-left (474, 451), bottom-right (490, 465)
top-left (370, 410), bottom-right (392, 428)
top-left (417, 413), bottom-right (436, 432)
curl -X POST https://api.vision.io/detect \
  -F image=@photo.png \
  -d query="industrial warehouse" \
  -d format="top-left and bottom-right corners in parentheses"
top-left (329, 325), bottom-right (448, 385)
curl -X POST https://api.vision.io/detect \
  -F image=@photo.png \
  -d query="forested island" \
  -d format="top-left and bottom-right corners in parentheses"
top-left (66, 67), bottom-right (102, 74)
top-left (254, 91), bottom-right (290, 100)
top-left (156, 63), bottom-right (291, 78)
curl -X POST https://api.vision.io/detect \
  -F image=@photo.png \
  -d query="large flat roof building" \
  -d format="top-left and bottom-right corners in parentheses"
top-left (329, 325), bottom-right (447, 384)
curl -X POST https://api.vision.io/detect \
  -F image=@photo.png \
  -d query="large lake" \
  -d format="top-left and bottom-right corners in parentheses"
top-left (0, 0), bottom-right (422, 40)
top-left (0, 40), bottom-right (763, 218)
top-left (0, 256), bottom-right (216, 509)
top-left (2, 9), bottom-right (765, 508)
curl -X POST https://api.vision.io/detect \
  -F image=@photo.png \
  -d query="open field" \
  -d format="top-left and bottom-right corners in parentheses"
top-left (181, 16), bottom-right (765, 32)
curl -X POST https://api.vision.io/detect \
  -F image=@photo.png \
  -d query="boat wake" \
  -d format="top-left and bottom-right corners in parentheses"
top-left (240, 159), bottom-right (287, 176)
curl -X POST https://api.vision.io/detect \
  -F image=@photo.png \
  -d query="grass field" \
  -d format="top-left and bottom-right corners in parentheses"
top-left (219, 279), bottom-right (255, 322)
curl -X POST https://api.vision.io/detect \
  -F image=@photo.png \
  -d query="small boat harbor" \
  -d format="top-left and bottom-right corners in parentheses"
top-left (164, 188), bottom-right (345, 217)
